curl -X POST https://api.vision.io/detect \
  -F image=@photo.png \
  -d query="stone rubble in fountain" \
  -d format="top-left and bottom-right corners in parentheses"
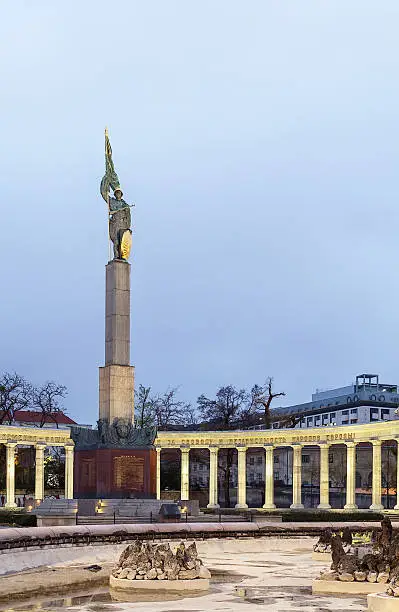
top-left (112, 541), bottom-right (211, 581)
top-left (317, 516), bottom-right (399, 595)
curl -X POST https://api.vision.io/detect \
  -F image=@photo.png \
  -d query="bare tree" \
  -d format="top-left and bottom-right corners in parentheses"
top-left (31, 381), bottom-right (67, 428)
top-left (254, 377), bottom-right (286, 429)
top-left (154, 387), bottom-right (193, 431)
top-left (134, 384), bottom-right (154, 428)
top-left (0, 372), bottom-right (31, 424)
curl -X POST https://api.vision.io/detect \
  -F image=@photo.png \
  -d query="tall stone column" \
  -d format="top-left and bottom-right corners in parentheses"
top-left (99, 260), bottom-right (135, 424)
top-left (370, 439), bottom-right (384, 511)
top-left (235, 446), bottom-right (248, 509)
top-left (156, 447), bottom-right (161, 500)
top-left (34, 443), bottom-right (46, 502)
top-left (263, 444), bottom-right (276, 509)
top-left (318, 443), bottom-right (331, 509)
top-left (207, 447), bottom-right (220, 509)
top-left (5, 442), bottom-right (17, 508)
top-left (290, 444), bottom-right (304, 509)
top-left (64, 444), bottom-right (74, 499)
top-left (344, 442), bottom-right (358, 510)
top-left (180, 447), bottom-right (190, 501)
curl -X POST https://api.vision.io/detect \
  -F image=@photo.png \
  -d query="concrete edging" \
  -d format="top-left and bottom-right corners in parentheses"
top-left (312, 579), bottom-right (387, 595)
top-left (110, 574), bottom-right (209, 591)
top-left (368, 593), bottom-right (399, 611)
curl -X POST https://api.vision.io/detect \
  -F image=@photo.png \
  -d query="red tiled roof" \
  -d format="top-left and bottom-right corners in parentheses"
top-left (0, 410), bottom-right (77, 425)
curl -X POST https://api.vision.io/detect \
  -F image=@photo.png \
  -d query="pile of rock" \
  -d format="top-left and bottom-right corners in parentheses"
top-left (112, 541), bottom-right (211, 582)
top-left (318, 517), bottom-right (399, 594)
top-left (314, 527), bottom-right (353, 554)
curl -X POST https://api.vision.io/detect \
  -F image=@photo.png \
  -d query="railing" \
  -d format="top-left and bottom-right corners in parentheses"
top-left (75, 511), bottom-right (253, 525)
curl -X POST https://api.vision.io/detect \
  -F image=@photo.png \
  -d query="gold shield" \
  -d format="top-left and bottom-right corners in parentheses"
top-left (120, 230), bottom-right (132, 260)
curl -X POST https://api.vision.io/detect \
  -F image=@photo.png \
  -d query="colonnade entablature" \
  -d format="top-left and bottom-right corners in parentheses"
top-left (0, 425), bottom-right (74, 508)
top-left (155, 420), bottom-right (399, 511)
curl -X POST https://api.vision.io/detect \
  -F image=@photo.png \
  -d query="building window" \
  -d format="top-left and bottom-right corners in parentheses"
top-left (322, 414), bottom-right (328, 424)
top-left (351, 408), bottom-right (358, 414)
top-left (315, 415), bottom-right (321, 424)
top-left (307, 417), bottom-right (313, 426)
top-left (274, 456), bottom-right (279, 464)
top-left (256, 457), bottom-right (262, 465)
top-left (370, 408), bottom-right (379, 421)
top-left (350, 419), bottom-right (357, 424)
top-left (342, 420), bottom-right (349, 425)
top-left (330, 413), bottom-right (336, 421)
top-left (274, 472), bottom-right (279, 481)
top-left (381, 409), bottom-right (390, 420)
top-left (342, 410), bottom-right (349, 416)
top-left (302, 455), bottom-right (310, 464)
top-left (273, 422), bottom-right (279, 429)
top-left (249, 457), bottom-right (255, 466)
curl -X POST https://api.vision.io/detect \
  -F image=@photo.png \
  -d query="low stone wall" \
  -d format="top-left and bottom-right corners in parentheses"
top-left (0, 521), bottom-right (389, 555)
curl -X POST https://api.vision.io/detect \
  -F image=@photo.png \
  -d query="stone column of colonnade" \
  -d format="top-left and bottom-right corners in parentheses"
top-left (235, 446), bottom-right (248, 509)
top-left (34, 443), bottom-right (46, 502)
top-left (370, 439), bottom-right (383, 511)
top-left (180, 447), bottom-right (190, 501)
top-left (64, 444), bottom-right (74, 499)
top-left (344, 441), bottom-right (358, 510)
top-left (318, 443), bottom-right (331, 509)
top-left (263, 444), bottom-right (276, 509)
top-left (290, 444), bottom-right (304, 509)
top-left (5, 442), bottom-right (17, 508)
top-left (207, 446), bottom-right (220, 509)
top-left (156, 447), bottom-right (161, 500)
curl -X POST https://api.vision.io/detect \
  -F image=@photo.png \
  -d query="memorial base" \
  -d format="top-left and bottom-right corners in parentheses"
top-left (74, 447), bottom-right (156, 498)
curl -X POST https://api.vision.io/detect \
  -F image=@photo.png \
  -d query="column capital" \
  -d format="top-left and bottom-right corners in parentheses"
top-left (318, 442), bottom-right (331, 448)
top-left (345, 441), bottom-right (357, 448)
top-left (64, 444), bottom-right (74, 453)
top-left (6, 441), bottom-right (17, 448)
top-left (236, 445), bottom-right (247, 452)
top-left (208, 446), bottom-right (219, 453)
top-left (180, 446), bottom-right (190, 454)
top-left (35, 442), bottom-right (47, 450)
top-left (155, 446), bottom-right (162, 453)
top-left (291, 443), bottom-right (302, 449)
top-left (371, 439), bottom-right (382, 446)
top-left (264, 444), bottom-right (274, 449)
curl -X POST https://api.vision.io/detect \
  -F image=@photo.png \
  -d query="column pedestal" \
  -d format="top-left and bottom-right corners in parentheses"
top-left (290, 444), bottom-right (304, 509)
top-left (207, 447), bottom-right (220, 509)
top-left (99, 260), bottom-right (135, 425)
top-left (235, 447), bottom-right (248, 509)
top-left (318, 443), bottom-right (331, 509)
top-left (263, 445), bottom-right (276, 509)
top-left (344, 442), bottom-right (358, 510)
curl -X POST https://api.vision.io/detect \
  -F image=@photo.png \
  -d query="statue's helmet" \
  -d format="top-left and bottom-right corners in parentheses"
top-left (114, 187), bottom-right (123, 197)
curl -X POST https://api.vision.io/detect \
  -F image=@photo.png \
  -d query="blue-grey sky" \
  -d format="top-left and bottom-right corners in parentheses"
top-left (1, 1), bottom-right (399, 425)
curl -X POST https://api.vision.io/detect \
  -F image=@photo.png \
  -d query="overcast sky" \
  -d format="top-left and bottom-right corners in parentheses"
top-left (1, 1), bottom-right (399, 425)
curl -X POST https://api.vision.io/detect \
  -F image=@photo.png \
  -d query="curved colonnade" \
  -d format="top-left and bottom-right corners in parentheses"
top-left (155, 420), bottom-right (399, 510)
top-left (0, 426), bottom-right (74, 507)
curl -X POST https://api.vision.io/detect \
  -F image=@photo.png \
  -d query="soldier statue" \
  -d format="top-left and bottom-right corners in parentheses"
top-left (100, 128), bottom-right (133, 260)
